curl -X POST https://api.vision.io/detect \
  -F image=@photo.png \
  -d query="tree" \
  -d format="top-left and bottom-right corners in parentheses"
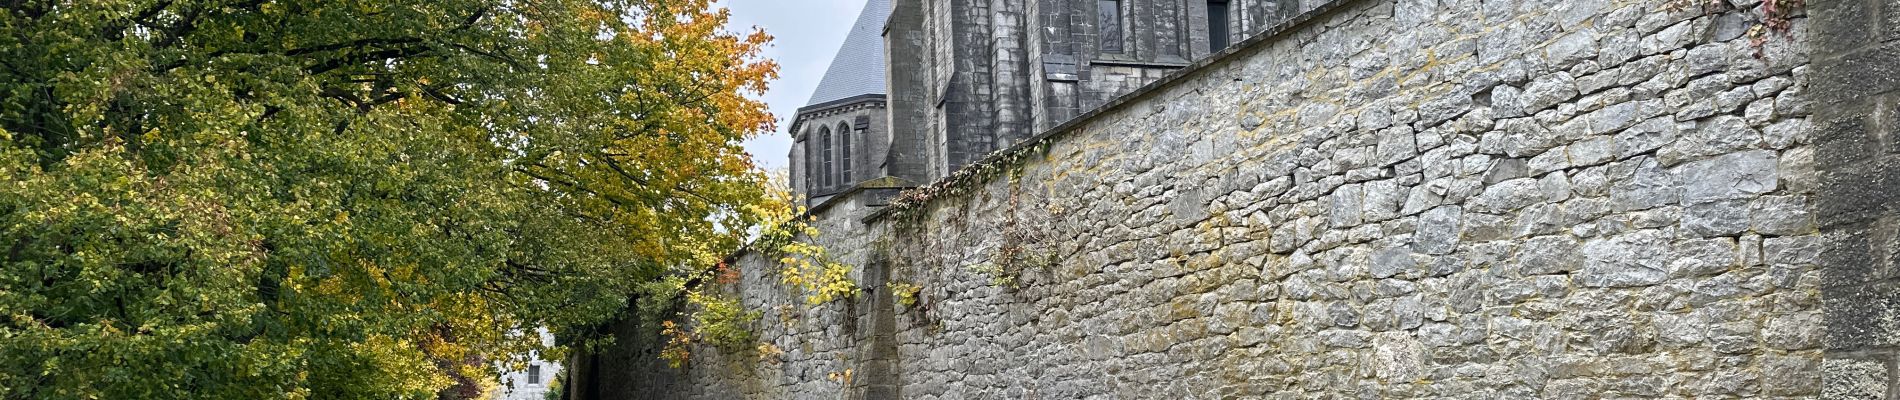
top-left (0, 0), bottom-right (779, 398)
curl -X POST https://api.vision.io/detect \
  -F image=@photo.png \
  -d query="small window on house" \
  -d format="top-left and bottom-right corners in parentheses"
top-left (838, 122), bottom-right (853, 184)
top-left (820, 126), bottom-right (834, 188)
top-left (1208, 0), bottom-right (1231, 50)
top-left (1098, 0), bottom-right (1124, 53)
top-left (527, 364), bottom-right (542, 385)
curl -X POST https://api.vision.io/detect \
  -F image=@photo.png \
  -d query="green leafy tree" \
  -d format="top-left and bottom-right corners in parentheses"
top-left (0, 0), bottom-right (780, 398)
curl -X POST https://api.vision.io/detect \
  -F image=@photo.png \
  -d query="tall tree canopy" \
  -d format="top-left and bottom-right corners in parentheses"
top-left (0, 0), bottom-right (780, 398)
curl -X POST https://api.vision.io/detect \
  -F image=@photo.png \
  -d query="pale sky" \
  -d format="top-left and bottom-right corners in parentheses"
top-left (726, 0), bottom-right (871, 173)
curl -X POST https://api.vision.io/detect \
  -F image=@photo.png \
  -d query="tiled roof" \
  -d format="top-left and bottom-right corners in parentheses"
top-left (804, 0), bottom-right (889, 106)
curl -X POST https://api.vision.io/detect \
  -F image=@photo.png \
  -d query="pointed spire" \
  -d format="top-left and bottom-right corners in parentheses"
top-left (805, 0), bottom-right (890, 106)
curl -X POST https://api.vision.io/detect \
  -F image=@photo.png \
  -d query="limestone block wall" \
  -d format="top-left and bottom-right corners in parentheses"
top-left (875, 0), bottom-right (1820, 396)
top-left (1809, 0), bottom-right (1900, 396)
top-left (622, 189), bottom-right (897, 400)
top-left (588, 0), bottom-right (1900, 397)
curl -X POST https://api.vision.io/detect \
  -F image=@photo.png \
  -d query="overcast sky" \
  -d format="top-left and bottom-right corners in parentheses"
top-left (727, 0), bottom-right (871, 173)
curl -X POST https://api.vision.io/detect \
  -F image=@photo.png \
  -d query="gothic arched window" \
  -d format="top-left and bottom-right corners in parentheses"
top-left (838, 122), bottom-right (853, 184)
top-left (820, 126), bottom-right (834, 189)
top-left (803, 127), bottom-right (816, 192)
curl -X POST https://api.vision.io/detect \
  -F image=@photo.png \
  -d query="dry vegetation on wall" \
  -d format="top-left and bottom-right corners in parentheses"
top-left (1666, 0), bottom-right (1804, 56)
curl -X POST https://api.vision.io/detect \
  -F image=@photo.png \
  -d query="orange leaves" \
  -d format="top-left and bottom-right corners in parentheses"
top-left (658, 319), bottom-right (695, 368)
top-left (715, 261), bottom-right (740, 285)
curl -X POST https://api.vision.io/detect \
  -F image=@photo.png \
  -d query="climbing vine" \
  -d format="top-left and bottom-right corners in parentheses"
top-left (882, 136), bottom-right (1067, 291)
top-left (964, 170), bottom-right (1061, 289)
top-left (888, 137), bottom-right (1060, 222)
top-left (967, 262), bottom-right (1022, 288)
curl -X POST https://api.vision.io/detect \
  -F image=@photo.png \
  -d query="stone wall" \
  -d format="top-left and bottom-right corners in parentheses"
top-left (579, 0), bottom-right (1900, 397)
top-left (1810, 0), bottom-right (1900, 397)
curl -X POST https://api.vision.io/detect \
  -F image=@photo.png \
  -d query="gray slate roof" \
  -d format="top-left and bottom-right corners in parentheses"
top-left (804, 0), bottom-right (890, 106)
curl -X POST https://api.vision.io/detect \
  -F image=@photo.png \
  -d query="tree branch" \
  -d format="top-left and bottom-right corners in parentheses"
top-left (514, 165), bottom-right (647, 209)
top-left (597, 152), bottom-right (719, 205)
top-left (445, 42), bottom-right (527, 72)
top-left (306, 45), bottom-right (434, 75)
top-left (421, 84), bottom-right (465, 105)
top-left (285, 37), bottom-right (425, 57)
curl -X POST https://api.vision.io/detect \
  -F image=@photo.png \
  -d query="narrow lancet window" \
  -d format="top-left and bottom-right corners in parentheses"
top-left (803, 128), bottom-right (816, 192)
top-left (1208, 0), bottom-right (1231, 50)
top-left (839, 122), bottom-right (853, 184)
top-left (820, 126), bottom-right (834, 189)
top-left (1098, 0), bottom-right (1124, 53)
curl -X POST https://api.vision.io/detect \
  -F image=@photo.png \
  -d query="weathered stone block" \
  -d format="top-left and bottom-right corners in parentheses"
top-left (1580, 229), bottom-right (1674, 287)
top-left (1521, 73), bottom-right (1580, 113)
top-left (1814, 114), bottom-right (1878, 171)
top-left (1328, 184), bottom-right (1367, 228)
top-left (1751, 195), bottom-right (1816, 236)
top-left (1824, 279), bottom-right (1900, 351)
top-left (1546, 29), bottom-right (1601, 71)
top-left (1821, 357), bottom-right (1888, 399)
top-left (1677, 150), bottom-right (1779, 206)
top-left (1812, 43), bottom-right (1900, 105)
top-left (1518, 235), bottom-right (1581, 275)
top-left (1483, 157), bottom-right (1530, 184)
top-left (1528, 144), bottom-right (1571, 175)
top-left (1764, 311), bottom-right (1824, 350)
top-left (1472, 178), bottom-right (1549, 213)
top-left (1613, 117), bottom-right (1678, 160)
top-left (1809, 0), bottom-right (1877, 54)
top-left (1684, 199), bottom-right (1751, 237)
top-left (1662, 116), bottom-right (1760, 164)
top-left (1816, 159), bottom-right (1900, 227)
top-left (1610, 156), bottom-right (1679, 211)
top-left (1673, 237), bottom-right (1739, 278)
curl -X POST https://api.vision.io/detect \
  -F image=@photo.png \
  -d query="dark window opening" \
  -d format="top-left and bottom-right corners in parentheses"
top-left (1098, 0), bottom-right (1123, 53)
top-left (528, 364), bottom-right (542, 385)
top-left (1208, 0), bottom-right (1231, 51)
top-left (838, 122), bottom-right (853, 184)
top-left (820, 127), bottom-right (834, 188)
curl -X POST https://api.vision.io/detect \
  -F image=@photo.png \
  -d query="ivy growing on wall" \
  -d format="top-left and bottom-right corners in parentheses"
top-left (888, 137), bottom-right (1060, 221)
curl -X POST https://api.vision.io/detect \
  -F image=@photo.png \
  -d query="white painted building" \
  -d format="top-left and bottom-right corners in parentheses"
top-left (491, 328), bottom-right (561, 400)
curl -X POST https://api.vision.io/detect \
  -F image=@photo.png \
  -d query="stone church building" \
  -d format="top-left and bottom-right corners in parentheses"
top-left (569, 0), bottom-right (1900, 397)
top-left (790, 0), bottom-right (1310, 214)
